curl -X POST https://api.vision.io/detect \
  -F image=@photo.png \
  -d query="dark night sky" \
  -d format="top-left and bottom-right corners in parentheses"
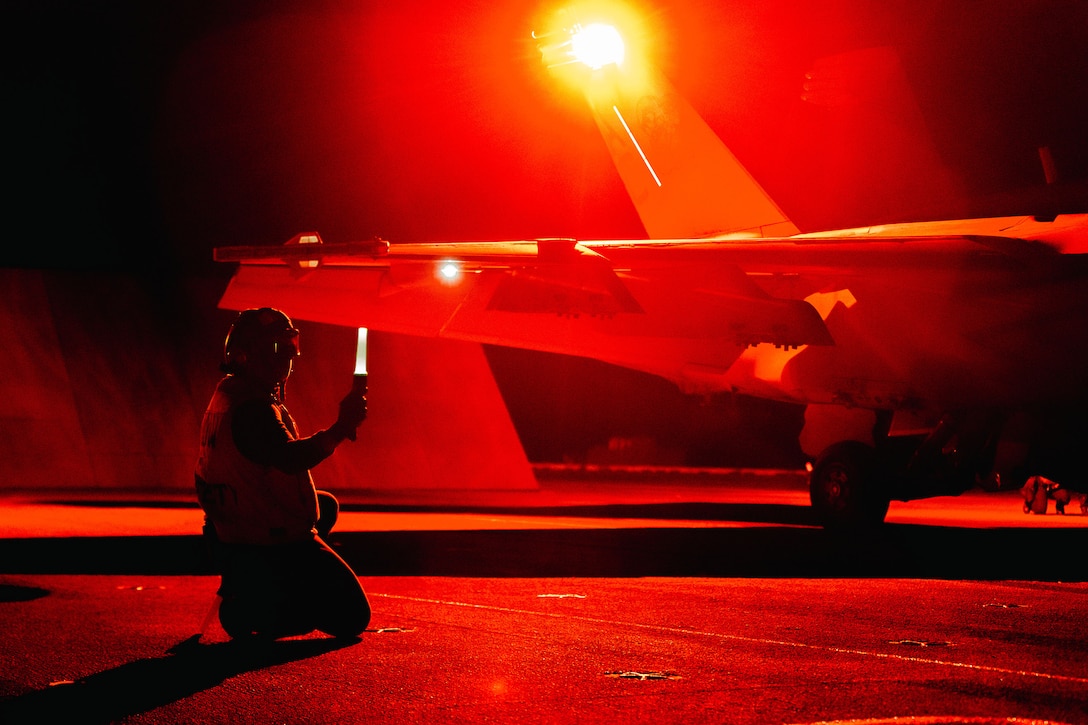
top-left (8, 0), bottom-right (1088, 465)
top-left (9, 0), bottom-right (1087, 272)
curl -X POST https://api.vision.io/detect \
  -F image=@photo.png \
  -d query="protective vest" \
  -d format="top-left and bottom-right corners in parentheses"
top-left (195, 376), bottom-right (319, 545)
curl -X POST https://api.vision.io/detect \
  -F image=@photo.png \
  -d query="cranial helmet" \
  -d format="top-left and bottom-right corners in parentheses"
top-left (221, 307), bottom-right (300, 374)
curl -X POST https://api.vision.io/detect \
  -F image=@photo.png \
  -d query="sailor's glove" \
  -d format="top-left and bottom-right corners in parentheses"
top-left (335, 390), bottom-right (368, 441)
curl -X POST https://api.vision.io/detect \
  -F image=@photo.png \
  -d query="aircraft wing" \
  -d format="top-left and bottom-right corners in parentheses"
top-left (214, 220), bottom-right (1087, 399)
top-left (215, 232), bottom-right (842, 389)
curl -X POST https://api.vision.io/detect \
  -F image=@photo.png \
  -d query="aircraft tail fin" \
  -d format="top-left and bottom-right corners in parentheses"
top-left (580, 64), bottom-right (798, 239)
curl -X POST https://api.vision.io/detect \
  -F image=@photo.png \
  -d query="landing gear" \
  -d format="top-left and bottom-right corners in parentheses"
top-left (802, 406), bottom-right (1016, 529)
top-left (809, 441), bottom-right (890, 529)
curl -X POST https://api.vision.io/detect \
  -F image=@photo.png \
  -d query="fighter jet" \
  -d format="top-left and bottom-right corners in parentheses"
top-left (214, 15), bottom-right (1088, 527)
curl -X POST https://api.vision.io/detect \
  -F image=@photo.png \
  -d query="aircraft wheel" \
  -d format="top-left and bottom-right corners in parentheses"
top-left (809, 441), bottom-right (890, 529)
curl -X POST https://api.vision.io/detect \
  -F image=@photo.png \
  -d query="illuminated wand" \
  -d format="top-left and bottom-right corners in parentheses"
top-left (348, 327), bottom-right (367, 442)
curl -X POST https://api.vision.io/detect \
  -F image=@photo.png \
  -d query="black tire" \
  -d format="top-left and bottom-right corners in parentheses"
top-left (809, 441), bottom-right (890, 529)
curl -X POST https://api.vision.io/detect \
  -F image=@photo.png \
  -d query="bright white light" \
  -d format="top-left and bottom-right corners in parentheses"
top-left (354, 327), bottom-right (368, 376)
top-left (438, 260), bottom-right (462, 283)
top-left (570, 23), bottom-right (624, 69)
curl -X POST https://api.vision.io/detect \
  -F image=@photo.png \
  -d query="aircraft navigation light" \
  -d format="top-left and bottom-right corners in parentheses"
top-left (570, 23), bottom-right (624, 69)
top-left (437, 260), bottom-right (463, 284)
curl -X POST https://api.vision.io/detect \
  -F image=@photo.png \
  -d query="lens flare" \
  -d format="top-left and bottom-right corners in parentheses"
top-left (570, 23), bottom-right (624, 69)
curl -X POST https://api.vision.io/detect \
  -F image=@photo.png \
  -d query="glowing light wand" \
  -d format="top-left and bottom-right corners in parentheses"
top-left (348, 327), bottom-right (368, 441)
